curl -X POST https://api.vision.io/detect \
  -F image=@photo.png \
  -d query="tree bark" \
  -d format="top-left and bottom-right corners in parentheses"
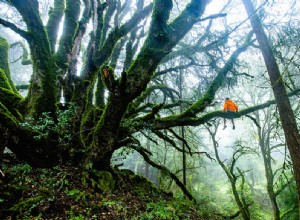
top-left (242, 0), bottom-right (300, 217)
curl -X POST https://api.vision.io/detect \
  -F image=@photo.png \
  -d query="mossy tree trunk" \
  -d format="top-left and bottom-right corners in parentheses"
top-left (84, 0), bottom-right (209, 169)
top-left (8, 0), bottom-right (57, 117)
top-left (0, 36), bottom-right (17, 93)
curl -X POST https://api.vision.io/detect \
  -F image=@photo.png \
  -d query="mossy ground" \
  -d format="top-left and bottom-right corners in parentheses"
top-left (0, 154), bottom-right (220, 219)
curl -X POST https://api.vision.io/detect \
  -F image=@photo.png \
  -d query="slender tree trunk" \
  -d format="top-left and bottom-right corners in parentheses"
top-left (145, 137), bottom-right (150, 179)
top-left (210, 127), bottom-right (250, 220)
top-left (179, 69), bottom-right (187, 186)
top-left (242, 1), bottom-right (300, 217)
top-left (257, 125), bottom-right (280, 220)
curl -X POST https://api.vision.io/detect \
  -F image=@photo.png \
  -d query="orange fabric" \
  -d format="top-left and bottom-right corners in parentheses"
top-left (223, 100), bottom-right (238, 112)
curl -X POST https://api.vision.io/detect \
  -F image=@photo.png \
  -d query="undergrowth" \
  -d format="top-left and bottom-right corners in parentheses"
top-left (0, 154), bottom-right (221, 219)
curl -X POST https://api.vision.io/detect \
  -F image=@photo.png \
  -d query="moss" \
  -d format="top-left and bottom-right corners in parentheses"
top-left (0, 68), bottom-right (12, 91)
top-left (26, 66), bottom-right (58, 117)
top-left (9, 195), bottom-right (44, 214)
top-left (80, 106), bottom-right (96, 146)
top-left (131, 174), bottom-right (157, 192)
top-left (0, 104), bottom-right (18, 132)
top-left (0, 36), bottom-right (10, 74)
top-left (55, 0), bottom-right (81, 69)
top-left (96, 171), bottom-right (115, 192)
top-left (46, 0), bottom-right (65, 52)
top-left (0, 87), bottom-right (23, 115)
top-left (124, 40), bottom-right (133, 70)
top-left (100, 0), bottom-right (117, 47)
top-left (0, 36), bottom-right (17, 93)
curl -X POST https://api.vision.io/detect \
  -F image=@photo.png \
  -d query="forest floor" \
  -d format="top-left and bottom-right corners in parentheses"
top-left (0, 153), bottom-right (222, 219)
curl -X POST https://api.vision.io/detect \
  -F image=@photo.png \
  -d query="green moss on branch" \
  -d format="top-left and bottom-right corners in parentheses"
top-left (46, 0), bottom-right (65, 53)
top-left (55, 0), bottom-right (81, 69)
top-left (0, 37), bottom-right (17, 92)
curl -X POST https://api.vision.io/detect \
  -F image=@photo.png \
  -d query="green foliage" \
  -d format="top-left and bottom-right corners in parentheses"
top-left (139, 201), bottom-right (178, 220)
top-left (67, 189), bottom-right (87, 202)
top-left (278, 181), bottom-right (299, 220)
top-left (136, 198), bottom-right (206, 220)
top-left (9, 195), bottom-right (44, 214)
top-left (19, 103), bottom-right (77, 143)
top-left (1, 157), bottom-right (218, 219)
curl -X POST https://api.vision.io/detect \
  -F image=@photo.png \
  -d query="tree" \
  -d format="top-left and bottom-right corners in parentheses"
top-left (253, 103), bottom-right (293, 220)
top-left (1, 0), bottom-right (298, 201)
top-left (207, 123), bottom-right (253, 220)
top-left (241, 0), bottom-right (300, 217)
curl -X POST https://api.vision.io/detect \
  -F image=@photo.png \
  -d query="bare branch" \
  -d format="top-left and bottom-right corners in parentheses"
top-left (0, 18), bottom-right (29, 40)
top-left (130, 144), bottom-right (196, 201)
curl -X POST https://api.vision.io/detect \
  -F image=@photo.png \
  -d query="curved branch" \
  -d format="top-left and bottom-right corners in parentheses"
top-left (153, 130), bottom-right (184, 153)
top-left (10, 41), bottom-right (32, 65)
top-left (130, 144), bottom-right (196, 201)
top-left (167, 128), bottom-right (192, 156)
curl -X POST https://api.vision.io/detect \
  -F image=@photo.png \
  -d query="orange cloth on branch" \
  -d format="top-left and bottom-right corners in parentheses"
top-left (223, 100), bottom-right (238, 112)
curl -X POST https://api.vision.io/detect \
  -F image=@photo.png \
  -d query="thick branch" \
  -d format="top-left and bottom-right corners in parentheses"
top-left (46, 0), bottom-right (65, 53)
top-left (154, 88), bottom-right (300, 130)
top-left (55, 0), bottom-right (81, 69)
top-left (179, 36), bottom-right (253, 118)
top-left (10, 41), bottom-right (32, 65)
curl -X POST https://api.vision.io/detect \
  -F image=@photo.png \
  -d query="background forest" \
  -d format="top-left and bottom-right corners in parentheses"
top-left (0, 0), bottom-right (300, 219)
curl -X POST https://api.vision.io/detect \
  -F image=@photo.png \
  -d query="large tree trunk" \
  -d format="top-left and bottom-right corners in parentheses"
top-left (10, 0), bottom-right (57, 117)
top-left (85, 0), bottom-right (209, 169)
top-left (242, 0), bottom-right (300, 217)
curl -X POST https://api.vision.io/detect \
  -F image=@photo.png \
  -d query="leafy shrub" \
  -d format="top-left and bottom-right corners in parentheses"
top-left (19, 103), bottom-right (77, 144)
